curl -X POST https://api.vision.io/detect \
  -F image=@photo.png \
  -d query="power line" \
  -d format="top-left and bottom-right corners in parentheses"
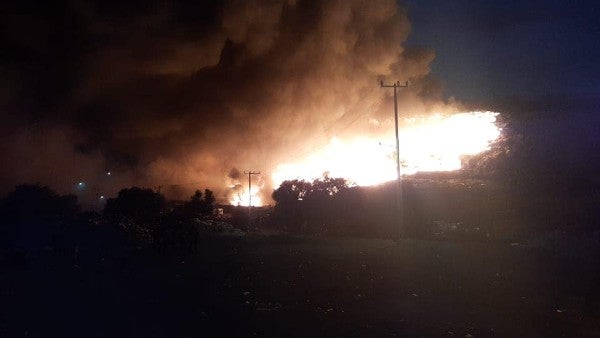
top-left (289, 90), bottom-right (388, 171)
top-left (380, 80), bottom-right (408, 240)
top-left (323, 91), bottom-right (383, 135)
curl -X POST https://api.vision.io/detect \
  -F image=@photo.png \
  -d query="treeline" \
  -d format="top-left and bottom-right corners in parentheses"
top-left (104, 186), bottom-right (218, 253)
top-left (2, 171), bottom-right (598, 256)
top-left (271, 176), bottom-right (364, 235)
top-left (270, 175), bottom-right (600, 241)
top-left (0, 184), bottom-right (221, 258)
top-left (270, 177), bottom-right (428, 239)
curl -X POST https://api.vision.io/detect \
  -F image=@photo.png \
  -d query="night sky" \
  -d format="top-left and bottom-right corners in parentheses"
top-left (406, 0), bottom-right (600, 178)
top-left (1, 0), bottom-right (599, 205)
top-left (407, 0), bottom-right (600, 107)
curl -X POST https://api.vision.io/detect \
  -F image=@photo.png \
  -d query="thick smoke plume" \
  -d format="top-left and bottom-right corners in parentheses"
top-left (1, 0), bottom-right (459, 205)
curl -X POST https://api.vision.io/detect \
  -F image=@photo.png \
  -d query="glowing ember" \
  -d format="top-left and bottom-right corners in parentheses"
top-left (273, 111), bottom-right (500, 187)
top-left (230, 186), bottom-right (263, 207)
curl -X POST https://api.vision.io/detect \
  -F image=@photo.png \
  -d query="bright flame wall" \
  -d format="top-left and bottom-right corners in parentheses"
top-left (230, 186), bottom-right (263, 207)
top-left (273, 111), bottom-right (500, 188)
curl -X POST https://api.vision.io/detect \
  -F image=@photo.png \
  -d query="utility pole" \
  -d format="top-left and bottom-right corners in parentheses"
top-left (380, 80), bottom-right (408, 240)
top-left (244, 170), bottom-right (260, 229)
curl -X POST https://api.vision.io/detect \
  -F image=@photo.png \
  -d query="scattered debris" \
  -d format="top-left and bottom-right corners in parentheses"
top-left (255, 301), bottom-right (281, 311)
top-left (316, 307), bottom-right (334, 314)
top-left (193, 219), bottom-right (246, 236)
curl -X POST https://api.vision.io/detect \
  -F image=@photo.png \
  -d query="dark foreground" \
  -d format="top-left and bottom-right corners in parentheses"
top-left (2, 235), bottom-right (599, 337)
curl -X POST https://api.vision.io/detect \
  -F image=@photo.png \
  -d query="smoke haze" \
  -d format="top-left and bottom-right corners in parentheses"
top-left (1, 0), bottom-right (465, 205)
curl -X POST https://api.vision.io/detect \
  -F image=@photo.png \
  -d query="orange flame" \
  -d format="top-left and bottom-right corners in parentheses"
top-left (230, 186), bottom-right (263, 206)
top-left (272, 111), bottom-right (500, 187)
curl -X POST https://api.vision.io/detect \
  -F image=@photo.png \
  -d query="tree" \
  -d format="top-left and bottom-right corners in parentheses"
top-left (311, 176), bottom-right (348, 197)
top-left (304, 176), bottom-right (349, 232)
top-left (202, 189), bottom-right (215, 214)
top-left (272, 179), bottom-right (311, 232)
top-left (272, 177), bottom-right (352, 233)
top-left (272, 179), bottom-right (311, 204)
top-left (104, 187), bottom-right (165, 226)
top-left (186, 190), bottom-right (203, 215)
top-left (183, 189), bottom-right (215, 217)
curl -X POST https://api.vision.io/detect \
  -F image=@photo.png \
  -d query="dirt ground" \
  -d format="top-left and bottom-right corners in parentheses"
top-left (2, 235), bottom-right (599, 337)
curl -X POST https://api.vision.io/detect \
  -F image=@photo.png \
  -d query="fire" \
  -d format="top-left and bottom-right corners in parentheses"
top-left (272, 111), bottom-right (500, 187)
top-left (230, 186), bottom-right (263, 207)
top-left (273, 137), bottom-right (397, 187)
top-left (228, 111), bottom-right (500, 205)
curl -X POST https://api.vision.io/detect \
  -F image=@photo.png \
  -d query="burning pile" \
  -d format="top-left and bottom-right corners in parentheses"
top-left (232, 111), bottom-right (501, 206)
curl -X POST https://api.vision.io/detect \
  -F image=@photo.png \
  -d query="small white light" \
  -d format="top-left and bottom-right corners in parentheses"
top-left (100, 195), bottom-right (105, 199)
top-left (107, 171), bottom-right (111, 176)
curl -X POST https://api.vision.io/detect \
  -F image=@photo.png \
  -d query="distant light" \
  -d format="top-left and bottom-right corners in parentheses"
top-left (100, 195), bottom-right (105, 199)
top-left (107, 171), bottom-right (111, 176)
top-left (78, 182), bottom-right (84, 186)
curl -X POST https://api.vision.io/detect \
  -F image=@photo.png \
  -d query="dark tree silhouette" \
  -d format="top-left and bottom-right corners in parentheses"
top-left (104, 187), bottom-right (165, 226)
top-left (183, 189), bottom-right (215, 217)
top-left (202, 189), bottom-right (215, 214)
top-left (272, 179), bottom-right (311, 204)
top-left (185, 190), bottom-right (203, 216)
top-left (272, 179), bottom-right (311, 232)
top-left (272, 177), bottom-right (354, 233)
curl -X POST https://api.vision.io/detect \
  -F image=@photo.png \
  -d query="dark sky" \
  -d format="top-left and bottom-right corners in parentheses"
top-left (1, 0), bottom-right (599, 205)
top-left (407, 0), bottom-right (600, 108)
top-left (405, 0), bottom-right (600, 178)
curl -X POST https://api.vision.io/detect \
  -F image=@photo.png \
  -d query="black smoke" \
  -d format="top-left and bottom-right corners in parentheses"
top-left (0, 0), bottom-right (463, 205)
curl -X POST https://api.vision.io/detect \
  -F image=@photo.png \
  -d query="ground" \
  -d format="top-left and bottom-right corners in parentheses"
top-left (1, 235), bottom-right (599, 337)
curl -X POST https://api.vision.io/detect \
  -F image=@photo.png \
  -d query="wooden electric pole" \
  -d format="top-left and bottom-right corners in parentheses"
top-left (380, 80), bottom-right (408, 240)
top-left (244, 170), bottom-right (260, 228)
